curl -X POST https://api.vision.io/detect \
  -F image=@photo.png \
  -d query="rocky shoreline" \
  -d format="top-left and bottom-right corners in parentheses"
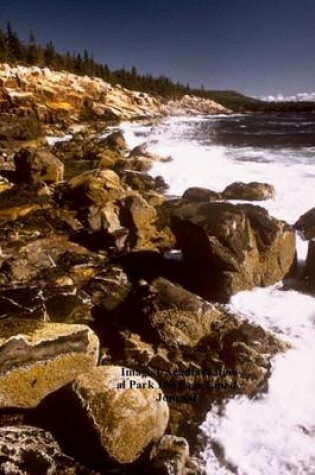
top-left (0, 64), bottom-right (314, 474)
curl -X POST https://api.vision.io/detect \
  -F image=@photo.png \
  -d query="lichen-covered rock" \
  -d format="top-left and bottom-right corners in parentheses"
top-left (0, 319), bottom-right (99, 408)
top-left (14, 148), bottom-right (64, 184)
top-left (123, 277), bottom-right (221, 348)
top-left (294, 207), bottom-right (315, 239)
top-left (182, 187), bottom-right (221, 202)
top-left (67, 169), bottom-right (123, 207)
top-left (119, 193), bottom-right (159, 251)
top-left (169, 201), bottom-right (296, 301)
top-left (222, 181), bottom-right (275, 201)
top-left (3, 235), bottom-right (89, 284)
top-left (70, 365), bottom-right (169, 464)
top-left (0, 426), bottom-right (98, 475)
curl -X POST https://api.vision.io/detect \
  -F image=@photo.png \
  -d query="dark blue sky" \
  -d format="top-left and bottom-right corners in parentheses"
top-left (1, 0), bottom-right (314, 96)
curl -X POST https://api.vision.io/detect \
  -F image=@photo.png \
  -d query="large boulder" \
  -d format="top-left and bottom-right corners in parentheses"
top-left (294, 207), bottom-right (315, 239)
top-left (0, 319), bottom-right (99, 408)
top-left (69, 366), bottom-right (169, 464)
top-left (0, 426), bottom-right (97, 475)
top-left (169, 202), bottom-right (296, 301)
top-left (3, 235), bottom-right (89, 284)
top-left (67, 169), bottom-right (123, 207)
top-left (14, 148), bottom-right (64, 184)
top-left (222, 182), bottom-right (275, 201)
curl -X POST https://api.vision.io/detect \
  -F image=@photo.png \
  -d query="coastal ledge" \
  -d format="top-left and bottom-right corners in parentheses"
top-left (0, 63), bottom-right (230, 136)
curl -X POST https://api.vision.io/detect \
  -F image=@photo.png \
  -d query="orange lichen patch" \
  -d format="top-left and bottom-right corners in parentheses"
top-left (47, 101), bottom-right (74, 110)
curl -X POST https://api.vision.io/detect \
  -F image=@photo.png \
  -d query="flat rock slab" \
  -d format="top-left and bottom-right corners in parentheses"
top-left (71, 365), bottom-right (169, 464)
top-left (0, 319), bottom-right (99, 408)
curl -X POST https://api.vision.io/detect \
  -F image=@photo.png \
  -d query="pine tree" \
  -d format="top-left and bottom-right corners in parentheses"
top-left (26, 31), bottom-right (42, 65)
top-left (0, 27), bottom-right (8, 62)
top-left (43, 41), bottom-right (57, 67)
top-left (6, 21), bottom-right (25, 63)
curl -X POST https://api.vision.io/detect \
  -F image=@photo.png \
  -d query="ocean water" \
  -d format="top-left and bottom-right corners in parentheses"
top-left (121, 114), bottom-right (315, 475)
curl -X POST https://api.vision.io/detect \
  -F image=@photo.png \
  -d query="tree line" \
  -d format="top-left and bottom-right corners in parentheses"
top-left (0, 22), bottom-right (196, 98)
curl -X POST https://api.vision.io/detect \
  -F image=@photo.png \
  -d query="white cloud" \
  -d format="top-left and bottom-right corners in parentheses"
top-left (257, 91), bottom-right (315, 102)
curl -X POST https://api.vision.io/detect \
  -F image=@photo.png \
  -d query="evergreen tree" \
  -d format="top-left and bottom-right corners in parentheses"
top-left (43, 41), bottom-right (57, 68)
top-left (0, 27), bottom-right (8, 62)
top-left (26, 31), bottom-right (42, 65)
top-left (6, 21), bottom-right (25, 63)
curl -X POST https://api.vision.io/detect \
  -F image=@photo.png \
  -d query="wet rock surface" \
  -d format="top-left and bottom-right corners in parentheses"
top-left (294, 207), bottom-right (315, 239)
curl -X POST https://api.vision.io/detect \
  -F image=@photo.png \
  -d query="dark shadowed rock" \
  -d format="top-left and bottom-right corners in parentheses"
top-left (128, 144), bottom-right (153, 158)
top-left (0, 183), bottom-right (51, 223)
top-left (169, 201), bottom-right (296, 301)
top-left (182, 187), bottom-right (221, 202)
top-left (84, 264), bottom-right (132, 310)
top-left (304, 239), bottom-right (315, 288)
top-left (99, 131), bottom-right (127, 152)
top-left (128, 144), bottom-right (171, 163)
top-left (222, 182), bottom-right (275, 201)
top-left (0, 426), bottom-right (98, 475)
top-left (294, 239), bottom-right (315, 294)
top-left (14, 148), bottom-right (64, 184)
top-left (294, 207), bottom-right (315, 239)
top-left (0, 287), bottom-right (45, 320)
top-left (45, 293), bottom-right (93, 324)
top-left (120, 170), bottom-right (168, 194)
top-left (150, 435), bottom-right (190, 475)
